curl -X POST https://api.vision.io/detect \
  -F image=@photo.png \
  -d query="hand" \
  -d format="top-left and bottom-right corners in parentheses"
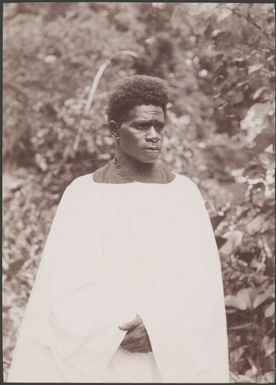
top-left (118, 314), bottom-right (152, 353)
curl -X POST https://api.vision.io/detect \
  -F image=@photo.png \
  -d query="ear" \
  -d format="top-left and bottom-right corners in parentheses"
top-left (109, 120), bottom-right (120, 140)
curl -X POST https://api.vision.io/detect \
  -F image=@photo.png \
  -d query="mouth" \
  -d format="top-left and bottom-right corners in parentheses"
top-left (142, 147), bottom-right (161, 151)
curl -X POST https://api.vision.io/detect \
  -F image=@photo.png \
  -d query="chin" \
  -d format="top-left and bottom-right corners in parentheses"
top-left (139, 158), bottom-right (159, 165)
top-left (144, 158), bottom-right (158, 163)
top-left (131, 155), bottom-right (158, 164)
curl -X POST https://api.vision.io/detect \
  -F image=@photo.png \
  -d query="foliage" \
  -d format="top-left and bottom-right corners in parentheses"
top-left (3, 3), bottom-right (275, 382)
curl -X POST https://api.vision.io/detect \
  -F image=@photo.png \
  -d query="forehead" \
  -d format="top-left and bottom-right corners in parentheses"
top-left (128, 105), bottom-right (165, 121)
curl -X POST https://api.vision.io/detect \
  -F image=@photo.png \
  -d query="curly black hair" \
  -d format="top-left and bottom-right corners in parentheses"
top-left (107, 75), bottom-right (169, 124)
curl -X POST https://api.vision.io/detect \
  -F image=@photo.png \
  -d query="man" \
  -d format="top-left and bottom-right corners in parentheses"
top-left (8, 75), bottom-right (229, 382)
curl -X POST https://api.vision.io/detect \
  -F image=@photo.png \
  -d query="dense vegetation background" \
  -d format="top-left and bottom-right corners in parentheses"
top-left (3, 3), bottom-right (275, 382)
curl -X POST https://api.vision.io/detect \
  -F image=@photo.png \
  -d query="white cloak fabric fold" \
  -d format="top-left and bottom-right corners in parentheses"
top-left (8, 173), bottom-right (229, 382)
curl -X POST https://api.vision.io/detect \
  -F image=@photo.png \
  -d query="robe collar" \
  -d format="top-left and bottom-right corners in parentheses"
top-left (93, 156), bottom-right (175, 184)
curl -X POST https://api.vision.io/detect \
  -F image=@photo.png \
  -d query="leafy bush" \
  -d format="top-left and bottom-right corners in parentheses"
top-left (3, 3), bottom-right (274, 382)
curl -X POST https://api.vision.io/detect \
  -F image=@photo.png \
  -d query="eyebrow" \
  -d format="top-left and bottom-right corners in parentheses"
top-left (132, 119), bottom-right (165, 125)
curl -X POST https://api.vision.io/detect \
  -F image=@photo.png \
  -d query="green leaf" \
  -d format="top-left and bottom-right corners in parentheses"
top-left (253, 86), bottom-right (268, 100)
top-left (262, 336), bottom-right (275, 358)
top-left (248, 63), bottom-right (263, 74)
top-left (225, 288), bottom-right (256, 310)
top-left (220, 230), bottom-right (243, 255)
top-left (229, 322), bottom-right (252, 330)
top-left (253, 285), bottom-right (274, 309)
top-left (251, 131), bottom-right (274, 155)
top-left (265, 302), bottom-right (275, 318)
top-left (245, 215), bottom-right (265, 235)
top-left (229, 345), bottom-right (246, 362)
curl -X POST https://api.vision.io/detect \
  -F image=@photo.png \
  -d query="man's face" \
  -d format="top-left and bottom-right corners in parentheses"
top-left (117, 105), bottom-right (166, 164)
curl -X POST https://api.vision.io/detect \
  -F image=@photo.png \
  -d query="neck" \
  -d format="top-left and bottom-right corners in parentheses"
top-left (114, 149), bottom-right (157, 179)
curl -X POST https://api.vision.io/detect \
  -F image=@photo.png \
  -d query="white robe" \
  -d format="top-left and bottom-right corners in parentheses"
top-left (7, 173), bottom-right (229, 382)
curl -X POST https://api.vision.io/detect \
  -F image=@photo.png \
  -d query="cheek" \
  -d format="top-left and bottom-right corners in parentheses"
top-left (158, 133), bottom-right (165, 146)
top-left (120, 131), bottom-right (140, 149)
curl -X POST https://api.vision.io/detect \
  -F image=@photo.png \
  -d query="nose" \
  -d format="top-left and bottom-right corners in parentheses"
top-left (145, 126), bottom-right (159, 142)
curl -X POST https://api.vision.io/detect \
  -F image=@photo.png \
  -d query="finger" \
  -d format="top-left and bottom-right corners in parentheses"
top-left (133, 346), bottom-right (152, 353)
top-left (118, 315), bottom-right (142, 331)
top-left (121, 345), bottom-right (151, 353)
top-left (120, 334), bottom-right (150, 347)
top-left (120, 340), bottom-right (152, 353)
top-left (120, 325), bottom-right (149, 345)
top-left (119, 315), bottom-right (141, 330)
top-left (120, 335), bottom-right (140, 346)
top-left (120, 341), bottom-right (143, 352)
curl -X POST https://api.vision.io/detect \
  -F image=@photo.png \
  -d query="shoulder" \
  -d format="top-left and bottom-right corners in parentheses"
top-left (174, 173), bottom-right (201, 192)
top-left (174, 174), bottom-right (207, 205)
top-left (55, 173), bottom-right (96, 214)
top-left (67, 173), bottom-right (93, 190)
top-left (173, 174), bottom-right (210, 217)
top-left (61, 173), bottom-right (93, 201)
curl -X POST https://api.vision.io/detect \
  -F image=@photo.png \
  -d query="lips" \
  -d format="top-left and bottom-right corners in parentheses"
top-left (143, 147), bottom-right (160, 151)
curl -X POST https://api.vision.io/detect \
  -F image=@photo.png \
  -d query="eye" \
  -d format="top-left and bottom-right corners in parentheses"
top-left (155, 124), bottom-right (165, 131)
top-left (134, 124), bottom-right (148, 131)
